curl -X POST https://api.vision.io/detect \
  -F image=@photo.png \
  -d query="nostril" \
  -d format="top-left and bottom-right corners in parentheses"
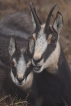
top-left (16, 76), bottom-right (24, 83)
top-left (17, 78), bottom-right (24, 83)
top-left (33, 57), bottom-right (42, 65)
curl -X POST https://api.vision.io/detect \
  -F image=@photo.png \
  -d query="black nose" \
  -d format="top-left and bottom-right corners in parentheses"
top-left (33, 57), bottom-right (42, 65)
top-left (16, 77), bottom-right (24, 83)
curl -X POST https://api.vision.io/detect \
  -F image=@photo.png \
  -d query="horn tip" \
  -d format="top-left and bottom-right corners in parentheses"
top-left (30, 2), bottom-right (33, 6)
top-left (55, 3), bottom-right (57, 6)
top-left (53, 4), bottom-right (57, 9)
top-left (57, 11), bottom-right (62, 15)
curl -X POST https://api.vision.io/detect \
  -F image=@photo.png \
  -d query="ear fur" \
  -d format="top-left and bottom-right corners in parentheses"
top-left (8, 35), bottom-right (17, 56)
top-left (53, 11), bottom-right (63, 34)
top-left (28, 37), bottom-right (35, 54)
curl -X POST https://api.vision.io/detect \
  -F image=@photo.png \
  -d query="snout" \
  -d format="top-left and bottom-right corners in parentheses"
top-left (16, 74), bottom-right (27, 86)
top-left (32, 57), bottom-right (44, 72)
top-left (11, 69), bottom-right (27, 86)
top-left (16, 75), bottom-right (25, 84)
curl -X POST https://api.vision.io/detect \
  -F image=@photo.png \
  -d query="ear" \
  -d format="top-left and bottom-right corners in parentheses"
top-left (28, 37), bottom-right (35, 54)
top-left (8, 36), bottom-right (17, 56)
top-left (53, 11), bottom-right (63, 34)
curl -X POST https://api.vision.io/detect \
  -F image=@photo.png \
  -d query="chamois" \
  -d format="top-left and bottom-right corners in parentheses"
top-left (0, 36), bottom-right (37, 106)
top-left (30, 3), bottom-right (71, 106)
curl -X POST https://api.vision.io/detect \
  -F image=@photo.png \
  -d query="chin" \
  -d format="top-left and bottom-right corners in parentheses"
top-left (17, 83), bottom-right (24, 86)
top-left (16, 80), bottom-right (26, 87)
top-left (11, 71), bottom-right (25, 86)
top-left (33, 66), bottom-right (43, 73)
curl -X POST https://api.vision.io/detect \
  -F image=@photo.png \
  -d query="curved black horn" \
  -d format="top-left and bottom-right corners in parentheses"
top-left (30, 2), bottom-right (41, 30)
top-left (45, 4), bottom-right (57, 31)
top-left (32, 5), bottom-right (42, 25)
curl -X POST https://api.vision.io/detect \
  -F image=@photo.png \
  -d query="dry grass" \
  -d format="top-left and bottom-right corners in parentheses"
top-left (0, 90), bottom-right (31, 106)
top-left (0, 95), bottom-right (28, 106)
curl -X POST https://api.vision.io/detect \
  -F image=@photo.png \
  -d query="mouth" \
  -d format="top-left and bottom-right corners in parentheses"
top-left (17, 78), bottom-right (27, 86)
top-left (17, 82), bottom-right (23, 86)
top-left (17, 80), bottom-right (25, 86)
top-left (33, 66), bottom-right (41, 71)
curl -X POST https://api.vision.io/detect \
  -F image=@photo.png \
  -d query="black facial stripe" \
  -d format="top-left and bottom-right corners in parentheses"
top-left (12, 67), bottom-right (17, 77)
top-left (44, 26), bottom-right (58, 40)
top-left (13, 50), bottom-right (21, 62)
top-left (50, 27), bottom-right (58, 39)
top-left (24, 64), bottom-right (33, 79)
top-left (24, 52), bottom-right (30, 63)
top-left (43, 27), bottom-right (58, 62)
top-left (34, 29), bottom-right (40, 39)
top-left (42, 43), bottom-right (56, 62)
top-left (10, 50), bottom-right (21, 78)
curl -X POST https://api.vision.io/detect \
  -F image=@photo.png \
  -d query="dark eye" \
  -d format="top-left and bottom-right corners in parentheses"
top-left (51, 37), bottom-right (57, 43)
top-left (17, 51), bottom-right (20, 54)
top-left (11, 61), bottom-right (15, 66)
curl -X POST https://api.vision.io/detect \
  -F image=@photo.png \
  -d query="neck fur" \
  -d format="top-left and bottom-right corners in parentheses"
top-left (43, 41), bottom-right (61, 74)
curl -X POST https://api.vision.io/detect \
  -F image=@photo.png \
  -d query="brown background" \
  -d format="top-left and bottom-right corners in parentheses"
top-left (0, 0), bottom-right (71, 68)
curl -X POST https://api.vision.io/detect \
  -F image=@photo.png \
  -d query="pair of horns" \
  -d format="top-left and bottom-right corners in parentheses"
top-left (30, 2), bottom-right (57, 31)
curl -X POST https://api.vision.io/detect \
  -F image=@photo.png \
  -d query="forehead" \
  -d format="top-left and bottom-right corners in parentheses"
top-left (35, 28), bottom-right (47, 49)
top-left (12, 48), bottom-right (31, 63)
top-left (35, 24), bottom-right (46, 39)
top-left (35, 24), bottom-right (58, 44)
top-left (33, 24), bottom-right (58, 59)
top-left (12, 49), bottom-right (22, 61)
top-left (35, 24), bottom-right (58, 39)
top-left (33, 25), bottom-right (47, 59)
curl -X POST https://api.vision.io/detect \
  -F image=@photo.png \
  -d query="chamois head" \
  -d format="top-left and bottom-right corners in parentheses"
top-left (30, 3), bottom-right (63, 73)
top-left (8, 36), bottom-right (34, 87)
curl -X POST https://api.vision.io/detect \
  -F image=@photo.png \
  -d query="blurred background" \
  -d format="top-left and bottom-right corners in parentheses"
top-left (0, 0), bottom-right (71, 68)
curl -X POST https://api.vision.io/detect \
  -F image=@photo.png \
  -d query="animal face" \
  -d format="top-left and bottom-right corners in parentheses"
top-left (30, 3), bottom-right (63, 73)
top-left (32, 25), bottom-right (60, 73)
top-left (8, 36), bottom-right (34, 87)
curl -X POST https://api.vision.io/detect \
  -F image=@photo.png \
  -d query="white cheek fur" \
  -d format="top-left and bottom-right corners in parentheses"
top-left (11, 69), bottom-right (33, 90)
top-left (33, 28), bottom-right (48, 60)
top-left (43, 42), bottom-right (60, 69)
top-left (10, 70), bottom-right (18, 85)
top-left (17, 54), bottom-right (26, 78)
top-left (33, 42), bottom-right (60, 74)
top-left (21, 72), bottom-right (33, 90)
